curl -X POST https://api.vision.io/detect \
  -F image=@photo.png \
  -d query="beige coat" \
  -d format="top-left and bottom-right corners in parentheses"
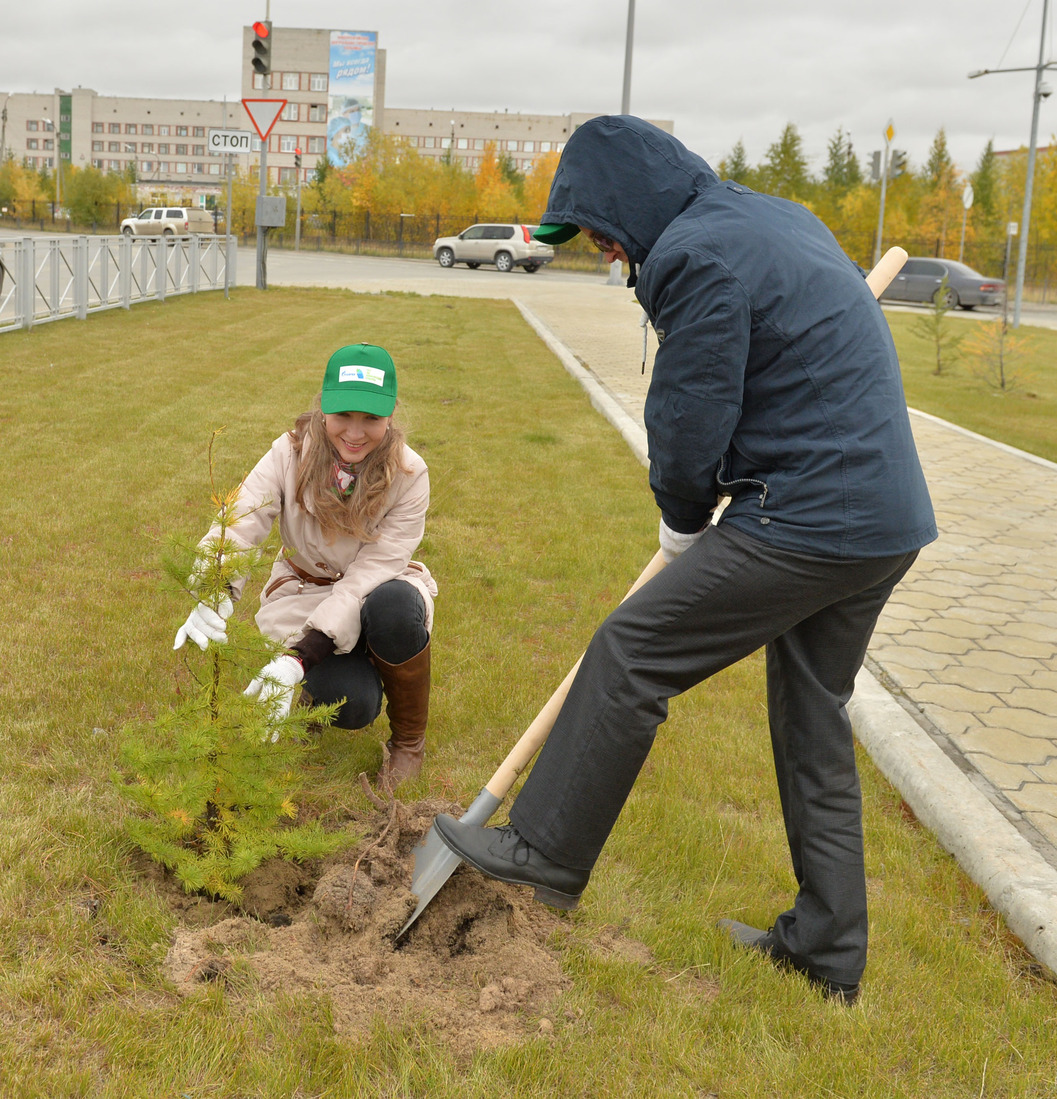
top-left (208, 432), bottom-right (436, 653)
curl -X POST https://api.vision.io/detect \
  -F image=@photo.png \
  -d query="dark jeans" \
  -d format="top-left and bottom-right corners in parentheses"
top-left (509, 523), bottom-right (919, 984)
top-left (303, 579), bottom-right (428, 730)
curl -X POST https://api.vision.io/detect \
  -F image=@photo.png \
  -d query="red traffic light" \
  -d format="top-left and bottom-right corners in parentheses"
top-left (252, 20), bottom-right (270, 37)
top-left (295, 147), bottom-right (301, 155)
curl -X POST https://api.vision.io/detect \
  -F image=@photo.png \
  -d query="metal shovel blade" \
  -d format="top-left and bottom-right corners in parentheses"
top-left (396, 787), bottom-right (502, 939)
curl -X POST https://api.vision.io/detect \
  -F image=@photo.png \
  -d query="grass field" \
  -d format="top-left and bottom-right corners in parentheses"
top-left (1, 287), bottom-right (1056, 1097)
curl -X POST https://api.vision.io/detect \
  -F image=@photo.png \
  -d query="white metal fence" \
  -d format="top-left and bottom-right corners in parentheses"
top-left (0, 234), bottom-right (236, 334)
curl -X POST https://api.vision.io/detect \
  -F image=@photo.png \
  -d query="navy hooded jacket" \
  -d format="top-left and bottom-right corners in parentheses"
top-left (540, 116), bottom-right (937, 559)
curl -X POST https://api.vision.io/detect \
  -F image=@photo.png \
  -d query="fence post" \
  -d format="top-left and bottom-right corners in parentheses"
top-left (189, 235), bottom-right (200, 294)
top-left (75, 237), bottom-right (89, 320)
top-left (20, 237), bottom-right (34, 331)
top-left (120, 232), bottom-right (133, 309)
top-left (155, 236), bottom-right (167, 302)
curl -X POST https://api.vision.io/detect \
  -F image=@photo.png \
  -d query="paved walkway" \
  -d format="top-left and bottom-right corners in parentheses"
top-left (260, 252), bottom-right (1057, 974)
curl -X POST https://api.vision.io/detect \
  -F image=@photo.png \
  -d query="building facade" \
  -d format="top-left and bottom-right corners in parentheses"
top-left (1, 23), bottom-right (672, 206)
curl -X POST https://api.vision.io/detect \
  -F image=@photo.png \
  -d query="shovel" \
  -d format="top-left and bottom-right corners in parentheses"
top-left (397, 547), bottom-right (669, 938)
top-left (397, 245), bottom-right (908, 938)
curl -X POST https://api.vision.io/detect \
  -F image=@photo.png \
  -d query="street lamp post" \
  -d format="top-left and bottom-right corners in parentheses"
top-left (969, 0), bottom-right (1055, 326)
top-left (608, 0), bottom-right (636, 285)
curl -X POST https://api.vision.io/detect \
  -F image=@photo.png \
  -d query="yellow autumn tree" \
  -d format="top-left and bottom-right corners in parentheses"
top-left (523, 150), bottom-right (561, 222)
top-left (473, 142), bottom-right (518, 220)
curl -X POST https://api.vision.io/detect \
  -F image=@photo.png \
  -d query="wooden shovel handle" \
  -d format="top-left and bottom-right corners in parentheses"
top-left (484, 548), bottom-right (667, 799)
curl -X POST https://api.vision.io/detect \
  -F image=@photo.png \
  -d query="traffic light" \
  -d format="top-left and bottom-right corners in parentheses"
top-left (870, 150), bottom-right (881, 182)
top-left (251, 20), bottom-right (272, 77)
top-left (294, 148), bottom-right (302, 170)
top-left (890, 150), bottom-right (908, 179)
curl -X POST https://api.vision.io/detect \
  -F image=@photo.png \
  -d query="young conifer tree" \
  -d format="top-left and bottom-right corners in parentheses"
top-left (115, 434), bottom-right (351, 902)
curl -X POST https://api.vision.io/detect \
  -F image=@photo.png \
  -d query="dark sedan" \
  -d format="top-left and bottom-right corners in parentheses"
top-left (879, 257), bottom-right (1004, 310)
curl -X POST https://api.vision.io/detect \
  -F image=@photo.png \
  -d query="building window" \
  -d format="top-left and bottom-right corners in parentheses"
top-left (143, 124), bottom-right (154, 135)
top-left (175, 162), bottom-right (188, 174)
top-left (27, 139), bottom-right (38, 150)
top-left (91, 141), bottom-right (102, 151)
top-left (175, 144), bottom-right (187, 155)
top-left (523, 141), bottom-right (535, 152)
top-left (92, 122), bottom-right (103, 133)
top-left (208, 163), bottom-right (221, 175)
top-left (506, 140), bottom-right (518, 151)
top-left (307, 136), bottom-right (325, 153)
top-left (141, 161), bottom-right (154, 172)
top-left (192, 145), bottom-right (204, 156)
top-left (193, 163), bottom-right (206, 174)
top-left (159, 125), bottom-right (170, 136)
top-left (124, 143), bottom-right (137, 154)
top-left (126, 124), bottom-right (137, 134)
top-left (281, 102), bottom-right (299, 121)
top-left (457, 138), bottom-right (468, 150)
top-left (176, 126), bottom-right (188, 136)
top-left (279, 166), bottom-right (298, 184)
top-left (42, 139), bottom-right (54, 150)
top-left (27, 120), bottom-right (39, 132)
top-left (108, 142), bottom-right (120, 152)
top-left (540, 142), bottom-right (553, 152)
top-left (41, 120), bottom-right (54, 131)
top-left (310, 73), bottom-right (327, 91)
top-left (253, 73), bottom-right (265, 90)
top-left (109, 160), bottom-right (121, 171)
top-left (309, 104), bottom-right (326, 122)
top-left (109, 123), bottom-right (120, 134)
top-left (159, 144), bottom-right (170, 154)
top-left (193, 126), bottom-right (205, 137)
top-left (280, 135), bottom-right (298, 153)
top-left (92, 159), bottom-right (103, 169)
top-left (282, 72), bottom-right (299, 91)
top-left (250, 136), bottom-right (262, 152)
top-left (141, 143), bottom-right (153, 153)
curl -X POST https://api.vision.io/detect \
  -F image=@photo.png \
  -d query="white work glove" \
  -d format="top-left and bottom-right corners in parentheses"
top-left (243, 655), bottom-right (304, 723)
top-left (173, 596), bottom-right (234, 651)
top-left (659, 517), bottom-right (706, 563)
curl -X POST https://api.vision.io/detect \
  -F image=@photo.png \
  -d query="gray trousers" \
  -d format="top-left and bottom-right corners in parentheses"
top-left (509, 523), bottom-right (919, 984)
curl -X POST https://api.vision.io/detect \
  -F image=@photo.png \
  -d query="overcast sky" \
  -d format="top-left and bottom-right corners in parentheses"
top-left (4, 0), bottom-right (1056, 177)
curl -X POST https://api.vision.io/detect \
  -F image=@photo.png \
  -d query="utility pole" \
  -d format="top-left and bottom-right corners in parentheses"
top-left (608, 0), bottom-right (635, 286)
top-left (969, 0), bottom-right (1055, 326)
top-left (872, 121), bottom-right (893, 267)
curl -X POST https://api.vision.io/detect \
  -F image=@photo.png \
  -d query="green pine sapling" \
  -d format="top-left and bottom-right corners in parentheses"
top-left (115, 432), bottom-right (353, 902)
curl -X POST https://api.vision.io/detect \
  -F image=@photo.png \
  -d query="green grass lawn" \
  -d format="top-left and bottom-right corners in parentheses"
top-left (1, 288), bottom-right (1055, 1098)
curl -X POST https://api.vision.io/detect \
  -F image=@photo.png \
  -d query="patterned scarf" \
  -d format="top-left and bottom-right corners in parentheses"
top-left (333, 459), bottom-right (357, 498)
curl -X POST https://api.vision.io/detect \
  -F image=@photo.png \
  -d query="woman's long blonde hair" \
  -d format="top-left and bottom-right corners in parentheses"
top-left (290, 398), bottom-right (409, 541)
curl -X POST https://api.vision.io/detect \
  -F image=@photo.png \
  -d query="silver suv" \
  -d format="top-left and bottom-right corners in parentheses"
top-left (432, 223), bottom-right (554, 273)
top-left (120, 206), bottom-right (215, 237)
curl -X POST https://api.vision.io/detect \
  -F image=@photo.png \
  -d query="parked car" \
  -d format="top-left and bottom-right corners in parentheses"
top-left (120, 206), bottom-right (215, 237)
top-left (879, 257), bottom-right (1004, 310)
top-left (432, 223), bottom-right (554, 273)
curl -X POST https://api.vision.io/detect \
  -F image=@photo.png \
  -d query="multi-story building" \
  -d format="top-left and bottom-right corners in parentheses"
top-left (0, 23), bottom-right (672, 206)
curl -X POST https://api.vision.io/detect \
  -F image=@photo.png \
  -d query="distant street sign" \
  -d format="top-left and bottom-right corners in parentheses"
top-left (962, 183), bottom-right (974, 210)
top-left (242, 98), bottom-right (287, 141)
top-left (884, 120), bottom-right (895, 144)
top-left (208, 128), bottom-right (252, 155)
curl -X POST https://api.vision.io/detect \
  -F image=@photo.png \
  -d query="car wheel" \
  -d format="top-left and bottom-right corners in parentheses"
top-left (163, 228), bottom-right (175, 236)
top-left (523, 263), bottom-right (540, 273)
top-left (494, 251), bottom-right (514, 272)
top-left (466, 262), bottom-right (481, 269)
top-left (934, 286), bottom-right (957, 308)
top-left (437, 247), bottom-right (455, 268)
top-left (121, 226), bottom-right (134, 236)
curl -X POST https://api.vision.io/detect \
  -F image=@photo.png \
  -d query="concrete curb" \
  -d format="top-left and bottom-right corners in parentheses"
top-left (851, 668), bottom-right (1057, 976)
top-left (519, 297), bottom-right (1057, 978)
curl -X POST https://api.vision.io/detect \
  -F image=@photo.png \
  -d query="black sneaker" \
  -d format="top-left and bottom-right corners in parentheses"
top-left (432, 815), bottom-right (589, 910)
top-left (717, 918), bottom-right (860, 1005)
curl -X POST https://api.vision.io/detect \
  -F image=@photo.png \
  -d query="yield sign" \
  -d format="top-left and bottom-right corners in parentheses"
top-left (242, 98), bottom-right (288, 141)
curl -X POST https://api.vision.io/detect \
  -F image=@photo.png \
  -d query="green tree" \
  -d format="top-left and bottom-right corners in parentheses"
top-left (758, 123), bottom-right (811, 200)
top-left (718, 139), bottom-right (757, 188)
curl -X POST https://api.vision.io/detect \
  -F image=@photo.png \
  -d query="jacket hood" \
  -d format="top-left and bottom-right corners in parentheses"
top-left (540, 115), bottom-right (720, 268)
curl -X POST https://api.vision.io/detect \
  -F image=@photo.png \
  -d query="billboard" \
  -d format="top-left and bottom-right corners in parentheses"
top-left (327, 30), bottom-right (376, 166)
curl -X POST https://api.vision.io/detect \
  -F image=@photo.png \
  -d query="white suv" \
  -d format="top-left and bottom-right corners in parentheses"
top-left (432, 223), bottom-right (554, 273)
top-left (120, 207), bottom-right (215, 237)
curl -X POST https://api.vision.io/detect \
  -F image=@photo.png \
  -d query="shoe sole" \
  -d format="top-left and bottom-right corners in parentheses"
top-left (439, 836), bottom-right (583, 910)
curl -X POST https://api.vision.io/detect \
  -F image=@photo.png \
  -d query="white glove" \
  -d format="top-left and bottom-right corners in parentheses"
top-left (659, 518), bottom-right (706, 563)
top-left (173, 596), bottom-right (234, 651)
top-left (243, 655), bottom-right (304, 722)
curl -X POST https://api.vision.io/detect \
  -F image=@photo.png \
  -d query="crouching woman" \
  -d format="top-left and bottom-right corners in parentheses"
top-left (174, 342), bottom-right (437, 785)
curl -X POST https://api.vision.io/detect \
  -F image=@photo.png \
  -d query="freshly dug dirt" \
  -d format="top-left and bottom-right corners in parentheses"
top-left (159, 797), bottom-right (574, 1053)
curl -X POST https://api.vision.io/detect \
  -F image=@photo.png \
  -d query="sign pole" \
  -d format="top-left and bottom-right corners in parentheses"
top-left (257, 140), bottom-right (268, 290)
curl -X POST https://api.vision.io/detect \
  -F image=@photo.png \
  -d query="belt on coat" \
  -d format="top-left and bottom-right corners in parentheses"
top-left (264, 558), bottom-right (344, 598)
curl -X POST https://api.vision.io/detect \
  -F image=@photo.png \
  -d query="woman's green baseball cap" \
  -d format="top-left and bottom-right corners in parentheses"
top-left (533, 224), bottom-right (581, 244)
top-left (321, 343), bottom-right (397, 416)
